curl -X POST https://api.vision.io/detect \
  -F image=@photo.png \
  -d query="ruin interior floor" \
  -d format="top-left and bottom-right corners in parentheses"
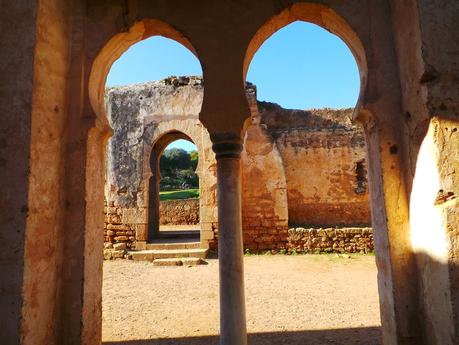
top-left (102, 255), bottom-right (381, 345)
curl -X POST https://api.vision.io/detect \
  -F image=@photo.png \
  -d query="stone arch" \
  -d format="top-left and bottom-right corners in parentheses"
top-left (141, 120), bottom-right (217, 247)
top-left (242, 5), bottom-right (425, 345)
top-left (243, 3), bottom-right (368, 121)
top-left (88, 24), bottom-right (207, 343)
top-left (88, 19), bottom-right (202, 128)
top-left (242, 3), bottom-right (369, 244)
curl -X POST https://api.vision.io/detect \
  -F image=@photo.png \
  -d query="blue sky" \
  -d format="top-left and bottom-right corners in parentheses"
top-left (107, 21), bottom-right (360, 151)
top-left (164, 139), bottom-right (196, 152)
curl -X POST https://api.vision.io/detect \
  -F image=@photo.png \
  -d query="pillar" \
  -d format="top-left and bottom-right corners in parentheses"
top-left (213, 135), bottom-right (247, 345)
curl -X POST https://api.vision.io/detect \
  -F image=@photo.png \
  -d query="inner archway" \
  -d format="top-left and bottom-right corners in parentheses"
top-left (148, 135), bottom-right (201, 242)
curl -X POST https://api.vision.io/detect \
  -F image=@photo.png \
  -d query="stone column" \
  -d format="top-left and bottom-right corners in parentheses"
top-left (213, 135), bottom-right (247, 345)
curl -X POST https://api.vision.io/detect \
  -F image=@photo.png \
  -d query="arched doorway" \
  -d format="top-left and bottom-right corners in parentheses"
top-left (242, 8), bottom-right (381, 344)
top-left (148, 134), bottom-right (201, 242)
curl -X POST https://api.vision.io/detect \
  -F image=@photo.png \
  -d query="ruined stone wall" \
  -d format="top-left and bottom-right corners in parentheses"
top-left (105, 77), bottom-right (371, 251)
top-left (241, 88), bottom-right (289, 251)
top-left (259, 104), bottom-right (372, 227)
top-left (103, 200), bottom-right (143, 249)
top-left (105, 77), bottom-right (217, 249)
top-left (159, 199), bottom-right (200, 225)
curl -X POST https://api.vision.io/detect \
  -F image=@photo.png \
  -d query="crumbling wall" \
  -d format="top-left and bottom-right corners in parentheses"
top-left (241, 87), bottom-right (289, 251)
top-left (105, 77), bottom-right (371, 251)
top-left (259, 103), bottom-right (371, 227)
top-left (104, 77), bottom-right (217, 248)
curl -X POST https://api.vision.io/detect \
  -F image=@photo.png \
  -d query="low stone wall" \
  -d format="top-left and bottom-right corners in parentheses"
top-left (286, 227), bottom-right (374, 254)
top-left (160, 199), bottom-right (200, 225)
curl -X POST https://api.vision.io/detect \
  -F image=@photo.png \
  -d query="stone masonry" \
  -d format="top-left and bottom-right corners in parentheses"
top-left (159, 199), bottom-right (199, 225)
top-left (287, 227), bottom-right (374, 254)
top-left (5, 3), bottom-right (458, 344)
top-left (104, 76), bottom-right (371, 251)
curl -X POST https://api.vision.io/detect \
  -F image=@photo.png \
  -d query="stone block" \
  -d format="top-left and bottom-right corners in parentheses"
top-left (133, 224), bottom-right (147, 241)
top-left (122, 208), bottom-right (147, 224)
top-left (107, 224), bottom-right (127, 231)
top-left (107, 207), bottom-right (117, 215)
top-left (111, 250), bottom-right (125, 259)
top-left (200, 222), bottom-right (214, 231)
top-left (201, 230), bottom-right (214, 240)
top-left (135, 241), bottom-right (147, 250)
top-left (114, 236), bottom-right (129, 241)
top-left (108, 214), bottom-right (122, 224)
top-left (113, 242), bottom-right (126, 251)
top-left (103, 249), bottom-right (112, 260)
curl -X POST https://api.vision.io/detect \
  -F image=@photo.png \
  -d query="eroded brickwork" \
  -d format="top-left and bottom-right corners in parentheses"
top-left (103, 200), bottom-right (146, 248)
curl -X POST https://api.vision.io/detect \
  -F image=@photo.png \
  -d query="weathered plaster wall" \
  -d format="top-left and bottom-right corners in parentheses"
top-left (0, 2), bottom-right (40, 342)
top-left (22, 2), bottom-right (72, 343)
top-left (0, 1), bottom-right (73, 344)
top-left (390, 1), bottom-right (459, 343)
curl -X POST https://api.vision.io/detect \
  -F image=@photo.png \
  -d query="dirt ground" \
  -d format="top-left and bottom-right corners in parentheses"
top-left (102, 255), bottom-right (381, 345)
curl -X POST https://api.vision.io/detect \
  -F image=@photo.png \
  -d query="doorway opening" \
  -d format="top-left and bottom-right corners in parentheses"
top-left (148, 136), bottom-right (201, 242)
top-left (100, 28), bottom-right (214, 343)
top-left (242, 17), bottom-right (380, 344)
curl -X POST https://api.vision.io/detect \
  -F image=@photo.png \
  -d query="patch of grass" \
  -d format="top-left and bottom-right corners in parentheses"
top-left (159, 189), bottom-right (199, 201)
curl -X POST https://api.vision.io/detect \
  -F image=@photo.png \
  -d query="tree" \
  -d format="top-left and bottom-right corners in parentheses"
top-left (189, 150), bottom-right (199, 170)
top-left (159, 147), bottom-right (199, 190)
top-left (160, 148), bottom-right (191, 174)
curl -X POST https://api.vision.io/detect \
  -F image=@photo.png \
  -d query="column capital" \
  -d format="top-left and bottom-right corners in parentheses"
top-left (211, 132), bottom-right (243, 159)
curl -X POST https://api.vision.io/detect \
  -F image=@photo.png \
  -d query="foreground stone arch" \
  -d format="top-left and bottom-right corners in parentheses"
top-left (243, 4), bottom-right (423, 345)
top-left (1, 1), bottom-right (458, 345)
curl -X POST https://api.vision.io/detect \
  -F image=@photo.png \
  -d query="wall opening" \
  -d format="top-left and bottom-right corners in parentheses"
top-left (99, 29), bottom-right (214, 343)
top-left (148, 137), bottom-right (201, 241)
top-left (243, 12), bottom-right (380, 343)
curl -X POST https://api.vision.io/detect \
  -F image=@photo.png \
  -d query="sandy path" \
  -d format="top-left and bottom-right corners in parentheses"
top-left (102, 255), bottom-right (381, 345)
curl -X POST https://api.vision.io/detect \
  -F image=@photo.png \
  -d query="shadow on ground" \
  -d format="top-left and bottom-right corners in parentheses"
top-left (103, 327), bottom-right (381, 345)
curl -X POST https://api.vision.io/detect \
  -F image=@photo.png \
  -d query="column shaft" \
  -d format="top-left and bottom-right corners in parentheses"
top-left (216, 153), bottom-right (247, 345)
